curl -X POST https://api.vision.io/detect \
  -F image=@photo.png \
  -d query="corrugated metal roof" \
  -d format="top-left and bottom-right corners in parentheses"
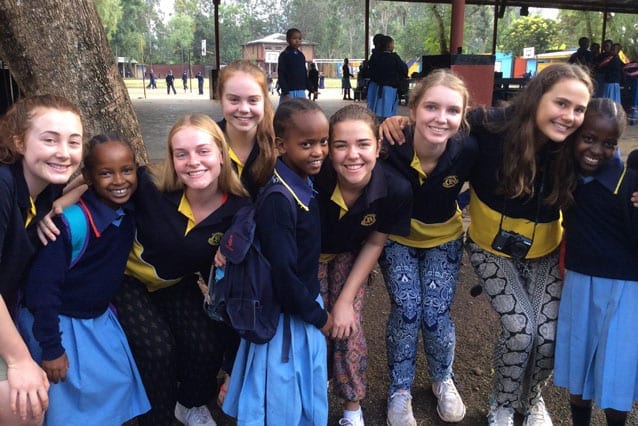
top-left (379, 0), bottom-right (638, 14)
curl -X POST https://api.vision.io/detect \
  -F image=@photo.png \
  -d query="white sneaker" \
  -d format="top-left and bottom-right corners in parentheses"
top-left (523, 398), bottom-right (553, 426)
top-left (487, 402), bottom-right (514, 426)
top-left (386, 390), bottom-right (417, 426)
top-left (174, 402), bottom-right (217, 426)
top-left (432, 377), bottom-right (466, 422)
top-left (338, 410), bottom-right (365, 426)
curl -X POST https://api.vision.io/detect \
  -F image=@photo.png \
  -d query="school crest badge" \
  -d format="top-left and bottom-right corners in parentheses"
top-left (208, 232), bottom-right (224, 246)
top-left (442, 175), bottom-right (459, 188)
top-left (361, 214), bottom-right (376, 226)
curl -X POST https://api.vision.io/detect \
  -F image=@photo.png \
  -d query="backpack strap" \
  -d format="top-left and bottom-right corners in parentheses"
top-left (255, 182), bottom-right (300, 362)
top-left (61, 199), bottom-right (98, 267)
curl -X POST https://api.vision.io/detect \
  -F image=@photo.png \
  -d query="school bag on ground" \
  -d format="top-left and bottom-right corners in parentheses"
top-left (205, 183), bottom-right (297, 349)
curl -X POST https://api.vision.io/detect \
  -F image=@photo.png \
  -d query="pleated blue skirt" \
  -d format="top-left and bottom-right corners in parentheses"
top-left (603, 83), bottom-right (621, 103)
top-left (554, 270), bottom-right (638, 411)
top-left (19, 307), bottom-right (150, 425)
top-left (367, 83), bottom-right (398, 119)
top-left (223, 296), bottom-right (328, 426)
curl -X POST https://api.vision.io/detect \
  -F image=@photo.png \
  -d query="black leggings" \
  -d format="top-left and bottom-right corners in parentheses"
top-left (113, 275), bottom-right (223, 426)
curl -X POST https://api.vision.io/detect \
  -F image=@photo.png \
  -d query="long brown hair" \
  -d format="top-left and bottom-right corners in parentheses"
top-left (151, 114), bottom-right (248, 197)
top-left (217, 60), bottom-right (276, 187)
top-left (493, 63), bottom-right (593, 200)
top-left (0, 94), bottom-right (82, 164)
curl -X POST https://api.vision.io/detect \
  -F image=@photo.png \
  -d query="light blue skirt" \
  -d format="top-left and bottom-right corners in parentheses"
top-left (366, 82), bottom-right (398, 119)
top-left (19, 307), bottom-right (150, 425)
top-left (554, 270), bottom-right (638, 411)
top-left (222, 296), bottom-right (328, 425)
top-left (603, 83), bottom-right (621, 103)
top-left (280, 90), bottom-right (307, 103)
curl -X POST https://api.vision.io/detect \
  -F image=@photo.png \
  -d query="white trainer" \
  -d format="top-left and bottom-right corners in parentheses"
top-left (432, 377), bottom-right (466, 422)
top-left (338, 410), bottom-right (365, 426)
top-left (386, 390), bottom-right (417, 426)
top-left (487, 402), bottom-right (515, 426)
top-left (174, 402), bottom-right (217, 426)
top-left (523, 397), bottom-right (553, 426)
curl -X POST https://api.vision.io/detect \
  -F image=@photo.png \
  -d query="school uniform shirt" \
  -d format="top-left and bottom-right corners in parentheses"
top-left (466, 107), bottom-right (562, 258)
top-left (315, 160), bottom-right (412, 256)
top-left (125, 167), bottom-right (251, 292)
top-left (382, 125), bottom-right (477, 248)
top-left (217, 119), bottom-right (264, 198)
top-left (22, 189), bottom-right (135, 361)
top-left (277, 46), bottom-right (309, 95)
top-left (256, 158), bottom-right (327, 329)
top-left (368, 50), bottom-right (408, 88)
top-left (563, 155), bottom-right (638, 281)
top-left (0, 163), bottom-right (63, 304)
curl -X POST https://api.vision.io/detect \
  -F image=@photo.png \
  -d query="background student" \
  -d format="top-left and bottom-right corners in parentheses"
top-left (0, 94), bottom-right (83, 425)
top-left (277, 28), bottom-right (309, 102)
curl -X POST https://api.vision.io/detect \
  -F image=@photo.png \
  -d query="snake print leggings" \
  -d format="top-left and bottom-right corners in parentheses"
top-left (465, 239), bottom-right (562, 413)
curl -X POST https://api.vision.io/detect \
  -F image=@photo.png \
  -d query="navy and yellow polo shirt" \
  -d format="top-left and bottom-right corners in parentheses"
top-left (466, 108), bottom-right (562, 258)
top-left (315, 160), bottom-right (412, 257)
top-left (382, 125), bottom-right (477, 248)
top-left (125, 167), bottom-right (251, 292)
top-left (564, 155), bottom-right (638, 280)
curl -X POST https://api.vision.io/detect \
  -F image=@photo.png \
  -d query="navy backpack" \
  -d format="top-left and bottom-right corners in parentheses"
top-left (206, 184), bottom-right (296, 353)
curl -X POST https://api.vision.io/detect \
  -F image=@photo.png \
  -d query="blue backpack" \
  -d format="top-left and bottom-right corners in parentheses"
top-left (206, 184), bottom-right (297, 355)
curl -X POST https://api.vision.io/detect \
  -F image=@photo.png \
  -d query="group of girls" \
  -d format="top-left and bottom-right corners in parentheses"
top-left (2, 59), bottom-right (636, 426)
top-left (381, 62), bottom-right (637, 426)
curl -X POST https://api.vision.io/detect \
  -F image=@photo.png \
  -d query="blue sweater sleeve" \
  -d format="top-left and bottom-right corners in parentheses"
top-left (23, 217), bottom-right (70, 360)
top-left (256, 193), bottom-right (327, 329)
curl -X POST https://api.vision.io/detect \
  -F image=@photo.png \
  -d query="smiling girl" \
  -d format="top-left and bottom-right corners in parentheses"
top-left (0, 95), bottom-right (82, 425)
top-left (379, 69), bottom-right (475, 425)
top-left (217, 60), bottom-right (277, 199)
top-left (315, 104), bottom-right (412, 426)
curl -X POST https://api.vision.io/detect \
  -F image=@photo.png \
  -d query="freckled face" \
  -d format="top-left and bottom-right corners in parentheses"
top-left (277, 111), bottom-right (329, 180)
top-left (18, 107), bottom-right (83, 195)
top-left (573, 114), bottom-right (619, 176)
top-left (535, 78), bottom-right (590, 143)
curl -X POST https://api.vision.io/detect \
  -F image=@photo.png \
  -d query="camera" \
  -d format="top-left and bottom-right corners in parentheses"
top-left (491, 230), bottom-right (532, 259)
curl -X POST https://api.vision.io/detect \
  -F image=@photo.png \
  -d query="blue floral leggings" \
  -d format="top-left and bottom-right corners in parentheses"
top-left (378, 237), bottom-right (463, 395)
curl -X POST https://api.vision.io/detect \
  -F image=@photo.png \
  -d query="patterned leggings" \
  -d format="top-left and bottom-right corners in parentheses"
top-left (465, 239), bottom-right (562, 412)
top-left (378, 237), bottom-right (463, 395)
top-left (319, 252), bottom-right (368, 402)
top-left (112, 276), bottom-right (223, 426)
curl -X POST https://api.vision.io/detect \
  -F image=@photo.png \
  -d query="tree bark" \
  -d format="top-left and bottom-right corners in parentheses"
top-left (0, 0), bottom-right (148, 163)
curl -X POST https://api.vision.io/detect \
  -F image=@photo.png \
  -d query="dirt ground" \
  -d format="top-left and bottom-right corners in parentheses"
top-left (206, 256), bottom-right (637, 426)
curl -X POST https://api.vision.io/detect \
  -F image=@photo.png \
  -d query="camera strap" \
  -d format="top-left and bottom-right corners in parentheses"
top-left (497, 162), bottom-right (548, 243)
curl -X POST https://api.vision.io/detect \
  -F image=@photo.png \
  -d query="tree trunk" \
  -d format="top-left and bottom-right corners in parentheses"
top-left (0, 0), bottom-right (148, 163)
top-left (430, 5), bottom-right (449, 54)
